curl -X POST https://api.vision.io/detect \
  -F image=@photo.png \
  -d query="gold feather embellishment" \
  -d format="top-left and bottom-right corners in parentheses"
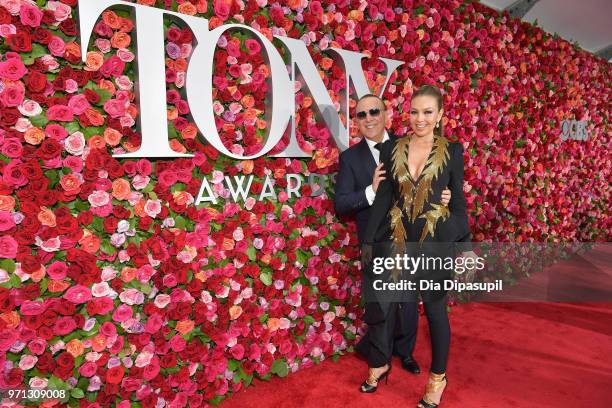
top-left (391, 138), bottom-right (415, 208)
top-left (411, 136), bottom-right (450, 222)
top-left (418, 203), bottom-right (451, 242)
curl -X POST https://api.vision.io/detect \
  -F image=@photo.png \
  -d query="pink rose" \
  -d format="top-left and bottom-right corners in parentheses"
top-left (64, 132), bottom-right (85, 155)
top-left (78, 361), bottom-right (98, 377)
top-left (0, 211), bottom-right (16, 231)
top-left (46, 261), bottom-right (67, 279)
top-left (0, 57), bottom-right (27, 80)
top-left (19, 4), bottom-right (43, 28)
top-left (0, 330), bottom-right (19, 352)
top-left (103, 98), bottom-right (127, 118)
top-left (18, 99), bottom-right (42, 117)
top-left (0, 24), bottom-right (16, 37)
top-left (88, 190), bottom-right (110, 207)
top-left (0, 82), bottom-right (25, 107)
top-left (53, 316), bottom-right (77, 335)
top-left (0, 235), bottom-right (18, 258)
top-left (100, 55), bottom-right (125, 78)
top-left (45, 124), bottom-right (68, 140)
top-left (47, 1), bottom-right (72, 22)
top-left (144, 199), bottom-right (161, 218)
top-left (68, 94), bottom-right (91, 115)
top-left (27, 338), bottom-right (47, 355)
top-left (214, 0), bottom-right (231, 21)
top-left (47, 35), bottom-right (65, 56)
top-left (230, 344), bottom-right (245, 360)
top-left (112, 304), bottom-right (133, 322)
top-left (169, 335), bottom-right (186, 352)
top-left (46, 104), bottom-right (74, 121)
top-left (63, 285), bottom-right (92, 304)
top-left (142, 361), bottom-right (160, 381)
top-left (100, 321), bottom-right (117, 337)
top-left (144, 313), bottom-right (163, 334)
top-left (63, 156), bottom-right (83, 172)
top-left (0, 138), bottom-right (22, 159)
top-left (19, 300), bottom-right (46, 316)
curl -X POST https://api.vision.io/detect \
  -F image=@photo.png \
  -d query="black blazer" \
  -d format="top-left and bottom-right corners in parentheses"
top-left (334, 135), bottom-right (397, 244)
top-left (363, 135), bottom-right (471, 247)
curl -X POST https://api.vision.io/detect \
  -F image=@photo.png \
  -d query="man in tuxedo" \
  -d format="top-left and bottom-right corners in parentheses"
top-left (334, 94), bottom-right (451, 375)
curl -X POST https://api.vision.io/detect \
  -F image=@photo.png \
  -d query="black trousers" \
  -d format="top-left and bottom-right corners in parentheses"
top-left (357, 297), bottom-right (450, 374)
top-left (356, 301), bottom-right (418, 367)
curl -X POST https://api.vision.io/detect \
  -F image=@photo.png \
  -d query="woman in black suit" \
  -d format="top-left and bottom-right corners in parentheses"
top-left (361, 85), bottom-right (474, 407)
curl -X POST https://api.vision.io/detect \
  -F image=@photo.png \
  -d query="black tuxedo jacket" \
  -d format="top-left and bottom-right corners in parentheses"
top-left (334, 135), bottom-right (397, 244)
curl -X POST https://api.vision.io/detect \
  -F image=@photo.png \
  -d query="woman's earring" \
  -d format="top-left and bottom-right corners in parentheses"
top-left (436, 122), bottom-right (440, 128)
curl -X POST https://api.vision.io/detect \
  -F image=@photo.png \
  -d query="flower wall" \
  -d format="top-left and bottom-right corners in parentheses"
top-left (0, 0), bottom-right (609, 406)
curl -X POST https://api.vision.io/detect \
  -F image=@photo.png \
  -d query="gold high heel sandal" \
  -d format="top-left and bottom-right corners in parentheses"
top-left (417, 372), bottom-right (447, 407)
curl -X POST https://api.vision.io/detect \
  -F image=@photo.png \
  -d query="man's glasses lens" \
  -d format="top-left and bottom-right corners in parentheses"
top-left (356, 108), bottom-right (381, 119)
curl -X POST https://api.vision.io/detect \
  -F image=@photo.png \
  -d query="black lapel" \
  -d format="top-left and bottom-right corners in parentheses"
top-left (356, 138), bottom-right (377, 178)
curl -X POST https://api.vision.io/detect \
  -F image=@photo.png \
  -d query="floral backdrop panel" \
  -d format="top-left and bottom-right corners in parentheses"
top-left (0, 0), bottom-right (609, 406)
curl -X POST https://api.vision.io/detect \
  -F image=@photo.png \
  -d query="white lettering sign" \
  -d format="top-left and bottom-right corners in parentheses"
top-left (78, 0), bottom-right (404, 159)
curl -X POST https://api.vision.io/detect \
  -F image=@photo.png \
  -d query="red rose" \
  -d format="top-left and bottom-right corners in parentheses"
top-left (103, 217), bottom-right (118, 233)
top-left (7, 32), bottom-right (32, 52)
top-left (0, 108), bottom-right (20, 126)
top-left (59, 18), bottom-right (77, 36)
top-left (37, 138), bottom-right (61, 160)
top-left (0, 6), bottom-right (11, 24)
top-left (5, 368), bottom-right (24, 387)
top-left (100, 55), bottom-right (125, 78)
top-left (32, 27), bottom-right (52, 44)
top-left (25, 70), bottom-right (47, 92)
top-left (57, 351), bottom-right (74, 369)
top-left (106, 365), bottom-right (125, 384)
top-left (83, 88), bottom-right (100, 104)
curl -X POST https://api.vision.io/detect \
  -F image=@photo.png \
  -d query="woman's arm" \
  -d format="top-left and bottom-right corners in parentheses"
top-left (448, 143), bottom-right (472, 251)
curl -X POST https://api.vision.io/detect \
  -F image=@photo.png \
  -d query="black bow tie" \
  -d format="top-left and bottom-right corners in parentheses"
top-left (374, 143), bottom-right (383, 151)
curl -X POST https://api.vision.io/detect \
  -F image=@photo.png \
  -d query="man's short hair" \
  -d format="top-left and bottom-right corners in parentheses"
top-left (356, 94), bottom-right (385, 110)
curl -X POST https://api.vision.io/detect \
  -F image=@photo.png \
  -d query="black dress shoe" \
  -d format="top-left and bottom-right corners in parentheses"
top-left (401, 357), bottom-right (421, 374)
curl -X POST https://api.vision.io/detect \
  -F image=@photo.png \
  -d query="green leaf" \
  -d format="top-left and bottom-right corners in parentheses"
top-left (174, 216), bottom-right (187, 229)
top-left (30, 114), bottom-right (49, 128)
top-left (71, 388), bottom-right (85, 398)
top-left (75, 200), bottom-right (89, 211)
top-left (65, 121), bottom-right (81, 134)
top-left (94, 88), bottom-right (112, 106)
top-left (84, 126), bottom-right (102, 139)
top-left (246, 246), bottom-right (256, 261)
top-left (227, 359), bottom-right (240, 371)
top-left (48, 375), bottom-right (67, 390)
top-left (270, 359), bottom-right (288, 377)
top-left (0, 259), bottom-right (15, 273)
top-left (243, 373), bottom-right (253, 387)
top-left (303, 315), bottom-right (315, 326)
top-left (100, 240), bottom-right (116, 256)
top-left (259, 269), bottom-right (272, 286)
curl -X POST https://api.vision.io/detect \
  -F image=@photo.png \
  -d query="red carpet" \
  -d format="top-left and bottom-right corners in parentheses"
top-left (223, 301), bottom-right (612, 408)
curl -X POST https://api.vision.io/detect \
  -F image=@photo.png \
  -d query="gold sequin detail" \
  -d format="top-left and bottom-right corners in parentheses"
top-left (389, 136), bottom-right (451, 244)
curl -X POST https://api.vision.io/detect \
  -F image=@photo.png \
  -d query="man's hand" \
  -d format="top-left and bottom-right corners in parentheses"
top-left (441, 188), bottom-right (451, 205)
top-left (372, 163), bottom-right (386, 192)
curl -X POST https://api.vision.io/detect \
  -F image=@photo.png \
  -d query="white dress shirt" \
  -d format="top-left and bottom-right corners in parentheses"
top-left (364, 131), bottom-right (390, 205)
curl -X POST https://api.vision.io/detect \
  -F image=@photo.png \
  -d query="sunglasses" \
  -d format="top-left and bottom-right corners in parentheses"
top-left (355, 108), bottom-right (381, 119)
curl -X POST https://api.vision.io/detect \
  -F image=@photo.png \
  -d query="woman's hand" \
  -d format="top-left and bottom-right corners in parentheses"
top-left (459, 250), bottom-right (479, 282)
top-left (441, 188), bottom-right (451, 205)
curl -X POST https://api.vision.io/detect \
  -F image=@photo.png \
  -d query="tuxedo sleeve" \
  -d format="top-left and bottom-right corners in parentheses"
top-left (334, 151), bottom-right (370, 215)
top-left (448, 143), bottom-right (472, 251)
